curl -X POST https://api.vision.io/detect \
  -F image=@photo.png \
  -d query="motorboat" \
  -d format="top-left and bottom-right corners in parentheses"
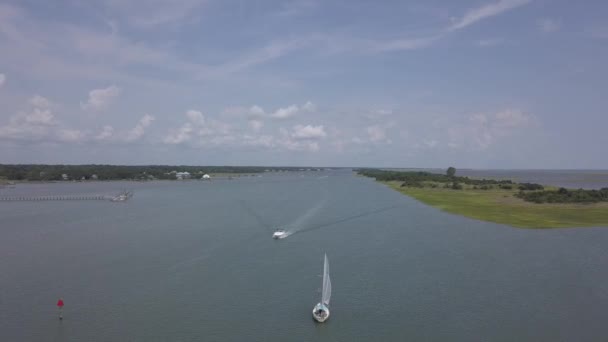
top-left (111, 190), bottom-right (133, 202)
top-left (272, 229), bottom-right (287, 239)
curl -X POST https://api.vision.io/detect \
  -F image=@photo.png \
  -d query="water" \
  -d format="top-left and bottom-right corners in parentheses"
top-left (1, 170), bottom-right (608, 341)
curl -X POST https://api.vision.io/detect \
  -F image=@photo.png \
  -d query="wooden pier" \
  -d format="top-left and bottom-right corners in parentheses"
top-left (0, 195), bottom-right (109, 202)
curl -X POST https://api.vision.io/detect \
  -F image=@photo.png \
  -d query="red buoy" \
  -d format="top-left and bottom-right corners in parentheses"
top-left (57, 298), bottom-right (64, 320)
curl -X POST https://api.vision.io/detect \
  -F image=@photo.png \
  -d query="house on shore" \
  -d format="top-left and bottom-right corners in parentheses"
top-left (176, 172), bottom-right (191, 180)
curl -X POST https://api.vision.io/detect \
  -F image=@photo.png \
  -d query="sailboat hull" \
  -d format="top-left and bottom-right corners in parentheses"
top-left (312, 303), bottom-right (330, 323)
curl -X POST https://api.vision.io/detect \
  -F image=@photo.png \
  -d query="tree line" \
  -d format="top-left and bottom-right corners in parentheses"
top-left (0, 164), bottom-right (313, 181)
top-left (358, 168), bottom-right (608, 204)
top-left (516, 187), bottom-right (608, 204)
top-left (356, 168), bottom-right (515, 187)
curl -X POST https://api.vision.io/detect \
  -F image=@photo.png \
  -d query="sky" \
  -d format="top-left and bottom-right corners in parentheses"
top-left (1, 0), bottom-right (607, 168)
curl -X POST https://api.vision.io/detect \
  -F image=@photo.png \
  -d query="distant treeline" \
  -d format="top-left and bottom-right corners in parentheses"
top-left (516, 187), bottom-right (608, 204)
top-left (356, 169), bottom-right (515, 187)
top-left (0, 164), bottom-right (318, 181)
top-left (358, 168), bottom-right (608, 204)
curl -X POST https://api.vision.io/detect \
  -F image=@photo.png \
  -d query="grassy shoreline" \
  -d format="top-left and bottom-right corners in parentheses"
top-left (382, 181), bottom-right (608, 228)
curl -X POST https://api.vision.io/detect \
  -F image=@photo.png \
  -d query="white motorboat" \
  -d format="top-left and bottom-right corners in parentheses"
top-left (312, 254), bottom-right (331, 323)
top-left (272, 229), bottom-right (287, 239)
top-left (111, 190), bottom-right (133, 202)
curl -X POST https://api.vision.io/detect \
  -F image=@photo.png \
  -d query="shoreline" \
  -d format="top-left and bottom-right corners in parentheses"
top-left (0, 173), bottom-right (261, 184)
top-left (381, 181), bottom-right (608, 229)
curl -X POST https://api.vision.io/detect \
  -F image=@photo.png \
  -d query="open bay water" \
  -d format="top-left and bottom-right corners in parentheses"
top-left (1, 170), bottom-right (608, 341)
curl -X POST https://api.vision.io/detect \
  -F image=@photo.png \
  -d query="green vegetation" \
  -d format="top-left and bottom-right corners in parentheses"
top-left (358, 169), bottom-right (608, 228)
top-left (0, 164), bottom-right (323, 181)
top-left (518, 183), bottom-right (544, 191)
top-left (357, 168), bottom-right (517, 187)
top-left (516, 187), bottom-right (608, 204)
top-left (385, 182), bottom-right (608, 228)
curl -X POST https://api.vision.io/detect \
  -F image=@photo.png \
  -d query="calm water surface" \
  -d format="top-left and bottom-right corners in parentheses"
top-left (1, 171), bottom-right (608, 341)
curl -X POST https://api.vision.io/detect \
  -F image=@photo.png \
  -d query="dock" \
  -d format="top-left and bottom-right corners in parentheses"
top-left (0, 195), bottom-right (110, 202)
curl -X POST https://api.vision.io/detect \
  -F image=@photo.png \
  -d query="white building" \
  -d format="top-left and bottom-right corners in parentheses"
top-left (202, 174), bottom-right (211, 180)
top-left (176, 172), bottom-right (191, 180)
top-left (61, 174), bottom-right (69, 180)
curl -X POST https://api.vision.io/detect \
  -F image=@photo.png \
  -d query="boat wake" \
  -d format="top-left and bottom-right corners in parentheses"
top-left (239, 200), bottom-right (272, 230)
top-left (281, 199), bottom-right (328, 238)
top-left (241, 197), bottom-right (396, 240)
top-left (296, 205), bottom-right (399, 235)
top-left (276, 231), bottom-right (292, 239)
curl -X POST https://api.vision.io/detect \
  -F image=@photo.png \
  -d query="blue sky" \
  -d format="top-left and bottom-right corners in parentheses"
top-left (1, 0), bottom-right (607, 168)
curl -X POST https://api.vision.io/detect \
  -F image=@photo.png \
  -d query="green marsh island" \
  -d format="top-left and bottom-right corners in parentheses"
top-left (359, 168), bottom-right (608, 228)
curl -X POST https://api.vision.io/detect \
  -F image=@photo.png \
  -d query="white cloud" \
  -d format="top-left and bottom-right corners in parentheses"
top-left (247, 102), bottom-right (315, 120)
top-left (96, 125), bottom-right (115, 141)
top-left (164, 123), bottom-right (193, 144)
top-left (278, 128), bottom-right (321, 151)
top-left (285, 140), bottom-right (320, 151)
top-left (0, 3), bottom-right (312, 88)
top-left (23, 108), bottom-right (55, 125)
top-left (291, 124), bottom-right (327, 139)
top-left (371, 0), bottom-right (530, 53)
top-left (302, 101), bottom-right (316, 112)
top-left (266, 124), bottom-right (327, 152)
top-left (163, 118), bottom-right (327, 152)
top-left (96, 119), bottom-right (158, 144)
top-left (538, 18), bottom-right (560, 33)
top-left (271, 104), bottom-right (299, 119)
top-left (0, 95), bottom-right (60, 142)
top-left (198, 119), bottom-right (231, 137)
top-left (494, 109), bottom-right (530, 128)
top-left (15, 96), bottom-right (56, 126)
top-left (126, 114), bottom-right (155, 142)
top-left (242, 135), bottom-right (275, 148)
top-left (163, 110), bottom-right (232, 145)
top-left (29, 95), bottom-right (52, 108)
top-left (57, 129), bottom-right (86, 143)
top-left (81, 85), bottom-right (121, 111)
top-left (249, 105), bottom-right (265, 117)
top-left (249, 119), bottom-right (264, 131)
top-left (0, 73), bottom-right (5, 87)
top-left (186, 110), bottom-right (205, 125)
top-left (448, 109), bottom-right (532, 150)
top-left (448, 0), bottom-right (530, 31)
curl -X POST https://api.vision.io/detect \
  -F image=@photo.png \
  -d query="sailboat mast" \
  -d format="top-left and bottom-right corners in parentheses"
top-left (322, 254), bottom-right (327, 304)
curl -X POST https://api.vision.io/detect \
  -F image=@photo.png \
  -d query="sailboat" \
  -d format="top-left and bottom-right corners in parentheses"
top-left (312, 254), bottom-right (331, 323)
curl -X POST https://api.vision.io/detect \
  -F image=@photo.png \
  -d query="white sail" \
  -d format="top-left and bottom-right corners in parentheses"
top-left (322, 254), bottom-right (331, 305)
